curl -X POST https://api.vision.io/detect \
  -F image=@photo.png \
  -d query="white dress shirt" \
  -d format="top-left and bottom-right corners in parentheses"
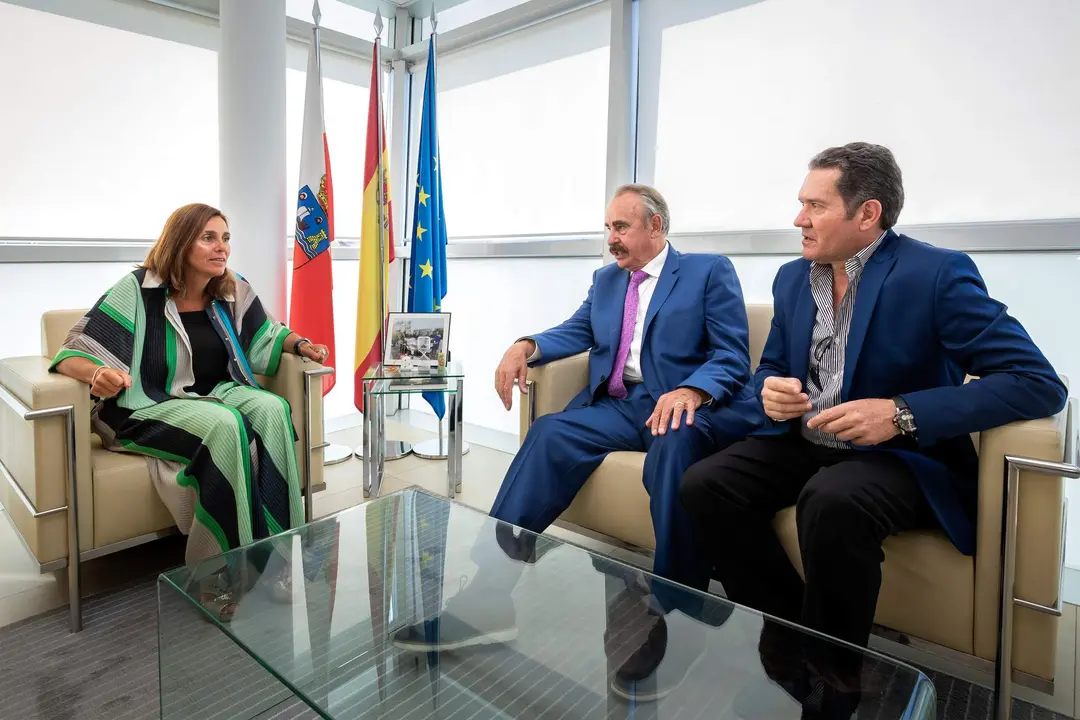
top-left (525, 244), bottom-right (669, 387)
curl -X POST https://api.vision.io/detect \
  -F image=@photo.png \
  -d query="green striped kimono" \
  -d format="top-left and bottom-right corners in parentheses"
top-left (50, 268), bottom-right (304, 563)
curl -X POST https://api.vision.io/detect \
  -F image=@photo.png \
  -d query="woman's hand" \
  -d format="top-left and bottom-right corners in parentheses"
top-left (298, 342), bottom-right (329, 363)
top-left (91, 367), bottom-right (132, 399)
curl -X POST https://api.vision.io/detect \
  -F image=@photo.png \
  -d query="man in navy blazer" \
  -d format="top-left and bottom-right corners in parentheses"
top-left (681, 143), bottom-right (1067, 687)
top-left (392, 184), bottom-right (759, 696)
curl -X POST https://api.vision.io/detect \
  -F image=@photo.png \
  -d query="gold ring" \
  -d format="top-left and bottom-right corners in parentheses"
top-left (674, 401), bottom-right (686, 407)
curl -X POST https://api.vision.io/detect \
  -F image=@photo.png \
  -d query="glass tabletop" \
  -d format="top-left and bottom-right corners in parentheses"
top-left (158, 488), bottom-right (936, 719)
top-left (361, 362), bottom-right (465, 396)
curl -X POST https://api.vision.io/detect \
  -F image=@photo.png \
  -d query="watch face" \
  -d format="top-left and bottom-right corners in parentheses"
top-left (898, 410), bottom-right (916, 434)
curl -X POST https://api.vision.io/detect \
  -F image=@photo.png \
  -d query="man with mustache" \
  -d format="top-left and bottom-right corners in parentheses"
top-left (394, 183), bottom-right (759, 699)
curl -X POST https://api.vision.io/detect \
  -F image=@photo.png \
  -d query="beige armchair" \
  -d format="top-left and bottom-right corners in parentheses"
top-left (0, 309), bottom-right (331, 632)
top-left (520, 302), bottom-right (1076, 713)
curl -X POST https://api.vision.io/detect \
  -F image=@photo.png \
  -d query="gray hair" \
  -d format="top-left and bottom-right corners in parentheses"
top-left (809, 142), bottom-right (905, 230)
top-left (614, 183), bottom-right (671, 234)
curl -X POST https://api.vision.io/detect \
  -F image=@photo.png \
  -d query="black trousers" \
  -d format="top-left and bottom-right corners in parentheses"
top-left (680, 431), bottom-right (937, 650)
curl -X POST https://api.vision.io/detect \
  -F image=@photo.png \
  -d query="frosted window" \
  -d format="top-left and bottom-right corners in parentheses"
top-left (423, 3), bottom-right (611, 239)
top-left (0, 3), bottom-right (218, 239)
top-left (645, 0), bottom-right (1080, 231)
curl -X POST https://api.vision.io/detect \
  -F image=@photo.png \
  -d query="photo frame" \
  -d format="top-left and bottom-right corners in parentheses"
top-left (383, 312), bottom-right (451, 368)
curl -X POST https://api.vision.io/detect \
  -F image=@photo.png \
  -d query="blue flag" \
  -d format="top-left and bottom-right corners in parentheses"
top-left (408, 35), bottom-right (448, 419)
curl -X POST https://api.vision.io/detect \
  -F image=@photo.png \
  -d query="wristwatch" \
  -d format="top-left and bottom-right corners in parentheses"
top-left (293, 337), bottom-right (311, 354)
top-left (892, 396), bottom-right (917, 438)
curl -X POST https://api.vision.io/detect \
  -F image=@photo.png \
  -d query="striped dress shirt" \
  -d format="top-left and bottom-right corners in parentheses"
top-left (801, 231), bottom-right (887, 449)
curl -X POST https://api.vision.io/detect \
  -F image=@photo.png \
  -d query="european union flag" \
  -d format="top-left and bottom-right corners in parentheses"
top-left (408, 35), bottom-right (448, 419)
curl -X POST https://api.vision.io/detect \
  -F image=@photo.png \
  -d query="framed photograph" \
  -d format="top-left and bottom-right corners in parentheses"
top-left (384, 312), bottom-right (451, 368)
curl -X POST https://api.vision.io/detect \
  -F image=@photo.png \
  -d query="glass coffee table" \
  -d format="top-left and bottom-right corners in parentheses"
top-left (158, 488), bottom-right (936, 719)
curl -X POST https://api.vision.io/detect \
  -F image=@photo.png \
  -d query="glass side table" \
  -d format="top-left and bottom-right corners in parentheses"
top-left (361, 362), bottom-right (466, 499)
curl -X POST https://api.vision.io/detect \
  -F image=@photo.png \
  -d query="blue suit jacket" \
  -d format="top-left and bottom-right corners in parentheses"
top-left (530, 247), bottom-right (761, 441)
top-left (754, 231), bottom-right (1067, 555)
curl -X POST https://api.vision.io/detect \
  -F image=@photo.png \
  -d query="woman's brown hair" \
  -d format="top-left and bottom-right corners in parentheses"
top-left (143, 203), bottom-right (236, 299)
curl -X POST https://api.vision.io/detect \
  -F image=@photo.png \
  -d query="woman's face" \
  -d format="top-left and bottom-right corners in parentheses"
top-left (187, 216), bottom-right (231, 278)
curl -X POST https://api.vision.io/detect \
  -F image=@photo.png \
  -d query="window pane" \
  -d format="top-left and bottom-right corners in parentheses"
top-left (0, 3), bottom-right (217, 239)
top-left (418, 2), bottom-right (611, 239)
top-left (645, 0), bottom-right (1080, 231)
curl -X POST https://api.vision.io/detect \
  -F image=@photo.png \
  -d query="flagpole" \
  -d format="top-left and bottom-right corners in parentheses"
top-left (410, 9), bottom-right (470, 463)
top-left (356, 11), bottom-right (411, 464)
top-left (303, 0), bottom-right (353, 468)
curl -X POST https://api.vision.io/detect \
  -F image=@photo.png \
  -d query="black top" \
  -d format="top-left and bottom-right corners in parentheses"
top-left (179, 310), bottom-right (232, 395)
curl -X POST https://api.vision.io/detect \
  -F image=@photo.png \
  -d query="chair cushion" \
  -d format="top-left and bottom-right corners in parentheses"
top-left (559, 452), bottom-right (654, 551)
top-left (558, 451), bottom-right (976, 656)
top-left (91, 436), bottom-right (174, 548)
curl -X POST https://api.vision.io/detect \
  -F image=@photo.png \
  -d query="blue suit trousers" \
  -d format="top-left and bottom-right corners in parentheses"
top-left (490, 383), bottom-right (718, 604)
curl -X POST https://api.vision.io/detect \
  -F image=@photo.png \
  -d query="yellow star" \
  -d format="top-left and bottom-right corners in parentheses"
top-left (419, 260), bottom-right (434, 278)
top-left (415, 172), bottom-right (420, 188)
top-left (416, 222), bottom-right (427, 241)
top-left (433, 155), bottom-right (438, 171)
top-left (434, 304), bottom-right (441, 311)
top-left (418, 186), bottom-right (430, 206)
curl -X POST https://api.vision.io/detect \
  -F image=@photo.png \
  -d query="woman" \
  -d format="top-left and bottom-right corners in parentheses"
top-left (51, 203), bottom-right (328, 619)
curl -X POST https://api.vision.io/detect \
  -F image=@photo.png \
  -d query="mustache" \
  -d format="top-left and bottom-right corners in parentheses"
top-left (609, 242), bottom-right (628, 255)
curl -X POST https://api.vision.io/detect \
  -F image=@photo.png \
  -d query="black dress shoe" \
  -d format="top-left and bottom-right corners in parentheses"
top-left (609, 611), bottom-right (708, 702)
top-left (615, 612), bottom-right (667, 681)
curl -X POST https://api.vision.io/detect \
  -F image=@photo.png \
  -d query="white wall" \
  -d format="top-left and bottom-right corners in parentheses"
top-left (407, 257), bottom-right (602, 435)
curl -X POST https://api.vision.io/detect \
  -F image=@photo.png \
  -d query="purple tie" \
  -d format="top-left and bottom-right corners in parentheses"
top-left (608, 270), bottom-right (649, 399)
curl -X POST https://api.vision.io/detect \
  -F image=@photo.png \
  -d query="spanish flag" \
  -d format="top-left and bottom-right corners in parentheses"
top-left (354, 48), bottom-right (395, 412)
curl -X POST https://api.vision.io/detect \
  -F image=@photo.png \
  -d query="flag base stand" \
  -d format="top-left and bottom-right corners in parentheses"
top-left (353, 441), bottom-right (412, 461)
top-left (324, 443), bottom-right (353, 466)
top-left (411, 438), bottom-right (470, 461)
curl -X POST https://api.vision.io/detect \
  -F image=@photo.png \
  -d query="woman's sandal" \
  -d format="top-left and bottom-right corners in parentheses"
top-left (199, 590), bottom-right (238, 623)
top-left (267, 565), bottom-right (293, 605)
top-left (197, 571), bottom-right (239, 623)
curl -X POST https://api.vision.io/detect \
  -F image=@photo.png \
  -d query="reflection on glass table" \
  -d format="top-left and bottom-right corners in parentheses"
top-left (158, 488), bottom-right (936, 720)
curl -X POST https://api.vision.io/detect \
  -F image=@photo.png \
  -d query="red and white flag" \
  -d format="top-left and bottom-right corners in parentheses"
top-left (290, 28), bottom-right (336, 394)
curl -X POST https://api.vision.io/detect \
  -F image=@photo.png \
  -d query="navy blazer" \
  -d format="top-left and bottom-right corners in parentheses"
top-left (530, 246), bottom-right (761, 440)
top-left (754, 230), bottom-right (1067, 555)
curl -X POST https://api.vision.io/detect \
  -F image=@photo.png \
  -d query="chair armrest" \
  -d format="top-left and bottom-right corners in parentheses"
top-left (257, 354), bottom-right (328, 493)
top-left (0, 356), bottom-right (94, 562)
top-left (973, 406), bottom-right (1069, 675)
top-left (518, 353), bottom-right (589, 445)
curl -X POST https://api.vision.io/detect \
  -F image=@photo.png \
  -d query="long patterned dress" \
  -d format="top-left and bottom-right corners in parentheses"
top-left (50, 268), bottom-right (305, 563)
